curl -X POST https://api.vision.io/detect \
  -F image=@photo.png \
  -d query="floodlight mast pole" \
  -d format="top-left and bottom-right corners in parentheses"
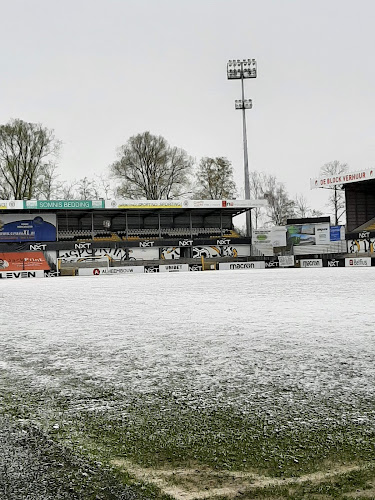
top-left (227, 59), bottom-right (257, 239)
top-left (241, 67), bottom-right (252, 238)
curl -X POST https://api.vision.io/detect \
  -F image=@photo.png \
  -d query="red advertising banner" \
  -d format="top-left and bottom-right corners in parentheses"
top-left (0, 252), bottom-right (50, 271)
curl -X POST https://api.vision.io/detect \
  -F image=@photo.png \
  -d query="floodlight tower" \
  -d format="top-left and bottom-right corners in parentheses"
top-left (227, 59), bottom-right (257, 238)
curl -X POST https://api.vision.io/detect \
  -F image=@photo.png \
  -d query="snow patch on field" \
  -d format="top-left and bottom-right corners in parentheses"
top-left (1, 268), bottom-right (375, 430)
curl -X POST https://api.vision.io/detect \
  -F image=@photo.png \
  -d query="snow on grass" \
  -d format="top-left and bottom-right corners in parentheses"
top-left (1, 268), bottom-right (375, 480)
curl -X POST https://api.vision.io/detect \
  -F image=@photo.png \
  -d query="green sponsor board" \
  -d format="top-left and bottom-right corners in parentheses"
top-left (24, 200), bottom-right (105, 210)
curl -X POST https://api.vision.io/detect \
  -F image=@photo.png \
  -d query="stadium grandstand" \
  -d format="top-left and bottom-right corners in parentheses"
top-left (0, 198), bottom-right (267, 276)
top-left (310, 168), bottom-right (375, 260)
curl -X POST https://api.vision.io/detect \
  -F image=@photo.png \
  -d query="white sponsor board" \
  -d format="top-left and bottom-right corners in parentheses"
top-left (159, 264), bottom-right (189, 273)
top-left (187, 200), bottom-right (222, 208)
top-left (189, 199), bottom-right (266, 209)
top-left (0, 200), bottom-right (23, 210)
top-left (107, 199), bottom-right (183, 209)
top-left (300, 259), bottom-right (323, 268)
top-left (345, 257), bottom-right (371, 267)
top-left (315, 223), bottom-right (330, 244)
top-left (222, 199), bottom-right (267, 209)
top-left (128, 247), bottom-right (159, 260)
top-left (0, 270), bottom-right (44, 279)
top-left (253, 227), bottom-right (287, 247)
top-left (219, 261), bottom-right (265, 270)
top-left (310, 169), bottom-right (374, 189)
top-left (106, 199), bottom-right (267, 210)
top-left (78, 266), bottom-right (144, 276)
top-left (278, 255), bottom-right (295, 267)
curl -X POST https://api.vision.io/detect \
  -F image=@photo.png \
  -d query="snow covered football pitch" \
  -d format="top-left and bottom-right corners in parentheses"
top-left (1, 268), bottom-right (375, 499)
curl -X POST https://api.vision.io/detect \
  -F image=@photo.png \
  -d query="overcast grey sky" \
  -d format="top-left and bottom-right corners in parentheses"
top-left (1, 0), bottom-right (374, 212)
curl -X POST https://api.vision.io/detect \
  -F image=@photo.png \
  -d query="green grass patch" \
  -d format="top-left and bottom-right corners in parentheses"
top-left (1, 377), bottom-right (375, 499)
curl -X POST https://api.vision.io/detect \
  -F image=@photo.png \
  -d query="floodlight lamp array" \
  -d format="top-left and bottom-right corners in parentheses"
top-left (235, 99), bottom-right (252, 110)
top-left (227, 59), bottom-right (257, 79)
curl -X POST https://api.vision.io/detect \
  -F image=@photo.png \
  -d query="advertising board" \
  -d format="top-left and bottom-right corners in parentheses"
top-left (107, 200), bottom-right (183, 209)
top-left (325, 258), bottom-right (344, 267)
top-left (330, 226), bottom-right (342, 242)
top-left (278, 255), bottom-right (295, 267)
top-left (287, 223), bottom-right (330, 245)
top-left (219, 261), bottom-right (265, 270)
top-left (345, 257), bottom-right (371, 267)
top-left (310, 169), bottom-right (374, 189)
top-left (106, 199), bottom-right (267, 210)
top-left (347, 237), bottom-right (374, 254)
top-left (159, 264), bottom-right (189, 272)
top-left (0, 200), bottom-right (23, 210)
top-left (0, 251), bottom-right (50, 271)
top-left (253, 227), bottom-right (286, 247)
top-left (24, 200), bottom-right (104, 210)
top-left (78, 266), bottom-right (145, 276)
top-left (0, 214), bottom-right (56, 242)
top-left (300, 259), bottom-right (323, 268)
top-left (0, 270), bottom-right (44, 279)
top-left (128, 247), bottom-right (160, 260)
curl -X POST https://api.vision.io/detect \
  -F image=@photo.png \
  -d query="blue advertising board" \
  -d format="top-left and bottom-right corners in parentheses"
top-left (330, 226), bottom-right (341, 242)
top-left (0, 214), bottom-right (57, 242)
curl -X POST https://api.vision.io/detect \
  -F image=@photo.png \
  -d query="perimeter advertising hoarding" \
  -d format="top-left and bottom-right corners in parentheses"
top-left (345, 257), bottom-right (371, 267)
top-left (278, 255), bottom-right (295, 267)
top-left (24, 200), bottom-right (105, 210)
top-left (78, 266), bottom-right (145, 276)
top-left (0, 251), bottom-right (50, 271)
top-left (0, 214), bottom-right (56, 242)
top-left (300, 259), bottom-right (323, 268)
top-left (0, 270), bottom-right (45, 279)
top-left (159, 264), bottom-right (189, 272)
top-left (219, 262), bottom-right (265, 270)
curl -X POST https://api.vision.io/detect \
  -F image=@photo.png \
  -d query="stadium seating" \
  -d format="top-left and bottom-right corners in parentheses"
top-left (57, 226), bottom-right (234, 241)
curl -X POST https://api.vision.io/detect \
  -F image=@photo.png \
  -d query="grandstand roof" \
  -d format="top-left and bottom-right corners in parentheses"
top-left (0, 199), bottom-right (267, 218)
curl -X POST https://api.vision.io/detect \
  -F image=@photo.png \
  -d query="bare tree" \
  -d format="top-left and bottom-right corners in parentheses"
top-left (320, 160), bottom-right (348, 224)
top-left (110, 131), bottom-right (193, 199)
top-left (193, 157), bottom-right (236, 199)
top-left (77, 177), bottom-right (95, 200)
top-left (294, 194), bottom-right (310, 218)
top-left (262, 175), bottom-right (295, 226)
top-left (93, 174), bottom-right (113, 199)
top-left (0, 118), bottom-right (61, 199)
top-left (310, 208), bottom-right (323, 217)
top-left (247, 171), bottom-right (295, 227)
top-left (293, 194), bottom-right (324, 219)
top-left (249, 171), bottom-right (267, 229)
top-left (37, 163), bottom-right (61, 199)
top-left (59, 180), bottom-right (78, 199)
